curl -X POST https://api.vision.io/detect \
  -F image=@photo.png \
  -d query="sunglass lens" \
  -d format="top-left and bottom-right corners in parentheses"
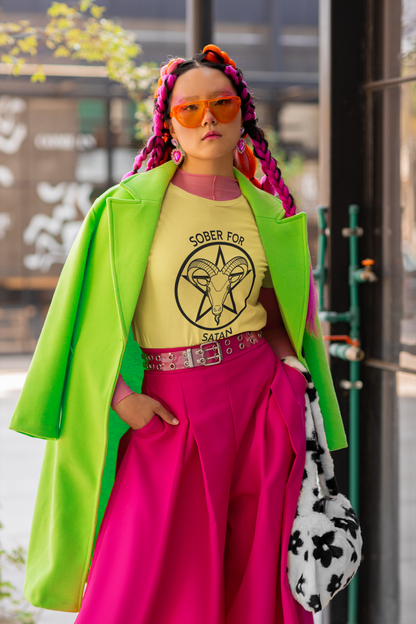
top-left (175, 103), bottom-right (205, 128)
top-left (210, 98), bottom-right (240, 122)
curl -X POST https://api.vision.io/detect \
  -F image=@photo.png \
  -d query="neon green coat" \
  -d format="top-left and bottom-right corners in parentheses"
top-left (9, 160), bottom-right (347, 612)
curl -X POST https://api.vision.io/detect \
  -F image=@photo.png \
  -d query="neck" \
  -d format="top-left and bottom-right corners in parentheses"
top-left (180, 152), bottom-right (235, 177)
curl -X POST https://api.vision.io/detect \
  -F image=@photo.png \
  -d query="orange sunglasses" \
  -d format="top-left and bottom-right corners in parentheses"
top-left (169, 96), bottom-right (241, 128)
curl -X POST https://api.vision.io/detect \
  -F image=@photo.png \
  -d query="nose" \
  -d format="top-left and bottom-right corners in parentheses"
top-left (201, 105), bottom-right (217, 125)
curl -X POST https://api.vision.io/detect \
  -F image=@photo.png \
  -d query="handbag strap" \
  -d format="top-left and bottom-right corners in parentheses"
top-left (282, 357), bottom-right (339, 498)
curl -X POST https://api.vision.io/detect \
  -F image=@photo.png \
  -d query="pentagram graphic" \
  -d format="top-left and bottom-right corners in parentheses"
top-left (174, 242), bottom-right (256, 331)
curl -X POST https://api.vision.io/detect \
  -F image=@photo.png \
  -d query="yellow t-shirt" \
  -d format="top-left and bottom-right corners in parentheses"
top-left (132, 183), bottom-right (273, 349)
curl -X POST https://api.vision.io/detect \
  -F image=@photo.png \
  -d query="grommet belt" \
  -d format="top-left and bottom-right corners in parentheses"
top-left (141, 330), bottom-right (264, 372)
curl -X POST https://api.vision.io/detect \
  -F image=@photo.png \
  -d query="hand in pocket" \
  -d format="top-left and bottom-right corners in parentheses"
top-left (113, 392), bottom-right (179, 430)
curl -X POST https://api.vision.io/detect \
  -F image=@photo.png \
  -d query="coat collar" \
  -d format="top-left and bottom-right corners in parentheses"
top-left (110, 161), bottom-right (309, 356)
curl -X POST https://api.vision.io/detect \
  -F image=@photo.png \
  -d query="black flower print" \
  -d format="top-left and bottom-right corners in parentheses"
top-left (306, 384), bottom-right (317, 404)
top-left (304, 371), bottom-right (312, 385)
top-left (345, 573), bottom-right (355, 587)
top-left (343, 505), bottom-right (360, 524)
top-left (313, 498), bottom-right (326, 513)
top-left (327, 573), bottom-right (344, 597)
top-left (347, 539), bottom-right (358, 563)
top-left (325, 476), bottom-right (339, 496)
top-left (312, 531), bottom-right (343, 568)
top-left (307, 439), bottom-right (324, 473)
top-left (308, 594), bottom-right (322, 613)
top-left (296, 574), bottom-right (306, 596)
top-left (289, 530), bottom-right (304, 555)
top-left (332, 516), bottom-right (359, 539)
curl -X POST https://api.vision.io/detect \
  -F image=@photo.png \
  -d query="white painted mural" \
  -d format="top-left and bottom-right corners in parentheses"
top-left (0, 96), bottom-right (27, 189)
top-left (23, 182), bottom-right (93, 272)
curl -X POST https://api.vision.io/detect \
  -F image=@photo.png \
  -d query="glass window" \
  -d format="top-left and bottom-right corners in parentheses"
top-left (110, 98), bottom-right (141, 183)
top-left (400, 82), bottom-right (416, 359)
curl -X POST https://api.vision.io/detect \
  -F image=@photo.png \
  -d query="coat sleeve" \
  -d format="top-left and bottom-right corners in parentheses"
top-left (9, 184), bottom-right (130, 440)
top-left (9, 207), bottom-right (98, 439)
top-left (302, 313), bottom-right (348, 452)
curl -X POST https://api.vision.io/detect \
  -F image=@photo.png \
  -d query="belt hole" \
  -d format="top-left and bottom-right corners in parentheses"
top-left (225, 339), bottom-right (230, 345)
top-left (226, 348), bottom-right (232, 354)
top-left (239, 343), bottom-right (245, 349)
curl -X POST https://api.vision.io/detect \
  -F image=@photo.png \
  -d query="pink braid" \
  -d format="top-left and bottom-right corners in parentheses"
top-left (224, 64), bottom-right (317, 332)
top-left (224, 66), bottom-right (256, 123)
top-left (225, 65), bottom-right (295, 215)
top-left (121, 73), bottom-right (178, 179)
top-left (249, 134), bottom-right (296, 216)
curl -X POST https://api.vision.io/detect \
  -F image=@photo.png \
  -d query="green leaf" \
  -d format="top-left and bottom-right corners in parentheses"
top-left (91, 5), bottom-right (105, 19)
top-left (79, 0), bottom-right (93, 11)
top-left (47, 2), bottom-right (74, 18)
top-left (54, 45), bottom-right (70, 57)
top-left (30, 65), bottom-right (46, 82)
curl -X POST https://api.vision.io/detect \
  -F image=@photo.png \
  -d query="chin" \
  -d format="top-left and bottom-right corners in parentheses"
top-left (196, 145), bottom-right (235, 160)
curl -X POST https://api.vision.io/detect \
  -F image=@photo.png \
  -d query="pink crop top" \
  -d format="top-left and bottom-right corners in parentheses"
top-left (111, 168), bottom-right (242, 408)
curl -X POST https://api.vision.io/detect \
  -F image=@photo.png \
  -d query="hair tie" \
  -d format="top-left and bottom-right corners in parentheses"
top-left (202, 44), bottom-right (237, 69)
top-left (154, 57), bottom-right (186, 98)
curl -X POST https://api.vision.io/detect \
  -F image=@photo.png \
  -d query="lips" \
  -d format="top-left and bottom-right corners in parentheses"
top-left (203, 131), bottom-right (222, 140)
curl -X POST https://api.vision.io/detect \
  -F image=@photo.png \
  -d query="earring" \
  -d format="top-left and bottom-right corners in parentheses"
top-left (236, 129), bottom-right (247, 155)
top-left (171, 138), bottom-right (185, 165)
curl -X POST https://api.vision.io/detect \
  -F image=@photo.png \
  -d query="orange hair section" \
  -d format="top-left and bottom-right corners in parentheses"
top-left (202, 44), bottom-right (237, 69)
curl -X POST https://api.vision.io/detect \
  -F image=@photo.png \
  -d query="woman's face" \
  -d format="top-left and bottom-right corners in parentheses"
top-left (168, 66), bottom-right (242, 167)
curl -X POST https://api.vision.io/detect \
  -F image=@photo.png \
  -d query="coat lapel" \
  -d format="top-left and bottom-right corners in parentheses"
top-left (108, 161), bottom-right (309, 355)
top-left (107, 162), bottom-right (178, 337)
top-left (234, 170), bottom-right (310, 357)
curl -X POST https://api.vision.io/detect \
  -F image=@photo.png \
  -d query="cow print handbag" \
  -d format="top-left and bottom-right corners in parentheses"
top-left (282, 357), bottom-right (363, 613)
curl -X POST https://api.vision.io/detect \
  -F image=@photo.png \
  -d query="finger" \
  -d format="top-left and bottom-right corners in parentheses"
top-left (153, 401), bottom-right (179, 425)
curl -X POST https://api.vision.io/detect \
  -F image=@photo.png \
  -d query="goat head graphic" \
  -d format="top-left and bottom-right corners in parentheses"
top-left (187, 256), bottom-right (249, 325)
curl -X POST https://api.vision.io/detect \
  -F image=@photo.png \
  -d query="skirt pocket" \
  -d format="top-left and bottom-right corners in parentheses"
top-left (132, 413), bottom-right (165, 436)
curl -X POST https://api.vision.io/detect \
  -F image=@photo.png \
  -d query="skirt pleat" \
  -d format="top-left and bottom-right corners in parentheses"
top-left (75, 339), bottom-right (313, 624)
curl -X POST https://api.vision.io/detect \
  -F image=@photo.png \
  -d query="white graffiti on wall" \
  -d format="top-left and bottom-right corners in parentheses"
top-left (0, 165), bottom-right (14, 187)
top-left (0, 96), bottom-right (28, 154)
top-left (34, 132), bottom-right (97, 151)
top-left (0, 96), bottom-right (27, 188)
top-left (23, 182), bottom-right (92, 272)
top-left (0, 213), bottom-right (13, 239)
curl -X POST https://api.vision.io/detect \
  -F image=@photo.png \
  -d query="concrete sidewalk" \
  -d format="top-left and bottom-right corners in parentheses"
top-left (5, 355), bottom-right (415, 623)
top-left (0, 354), bottom-right (77, 624)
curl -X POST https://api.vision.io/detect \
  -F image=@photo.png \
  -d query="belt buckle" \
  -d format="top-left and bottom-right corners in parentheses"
top-left (198, 341), bottom-right (222, 366)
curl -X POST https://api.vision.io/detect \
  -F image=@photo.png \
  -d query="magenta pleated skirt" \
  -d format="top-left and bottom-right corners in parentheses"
top-left (75, 338), bottom-right (313, 624)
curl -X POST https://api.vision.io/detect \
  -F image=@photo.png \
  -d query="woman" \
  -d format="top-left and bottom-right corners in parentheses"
top-left (9, 46), bottom-right (347, 623)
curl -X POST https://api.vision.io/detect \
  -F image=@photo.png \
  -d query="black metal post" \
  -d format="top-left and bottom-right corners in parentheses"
top-left (186, 0), bottom-right (213, 58)
top-left (328, 1), bottom-right (400, 623)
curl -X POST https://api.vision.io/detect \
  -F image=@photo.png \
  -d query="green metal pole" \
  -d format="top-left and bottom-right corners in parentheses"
top-left (314, 204), bottom-right (363, 621)
top-left (347, 205), bottom-right (360, 624)
top-left (313, 206), bottom-right (328, 311)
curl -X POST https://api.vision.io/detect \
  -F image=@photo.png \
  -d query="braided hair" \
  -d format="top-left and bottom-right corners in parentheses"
top-left (122, 46), bottom-right (317, 333)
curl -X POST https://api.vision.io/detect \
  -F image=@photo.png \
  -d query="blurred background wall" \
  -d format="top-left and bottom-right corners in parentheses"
top-left (0, 0), bottom-right (320, 354)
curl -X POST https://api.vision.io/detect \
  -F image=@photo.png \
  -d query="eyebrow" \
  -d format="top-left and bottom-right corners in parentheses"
top-left (174, 89), bottom-right (235, 105)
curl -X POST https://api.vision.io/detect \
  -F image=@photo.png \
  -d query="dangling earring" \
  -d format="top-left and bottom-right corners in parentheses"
top-left (171, 138), bottom-right (185, 165)
top-left (236, 127), bottom-right (247, 154)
